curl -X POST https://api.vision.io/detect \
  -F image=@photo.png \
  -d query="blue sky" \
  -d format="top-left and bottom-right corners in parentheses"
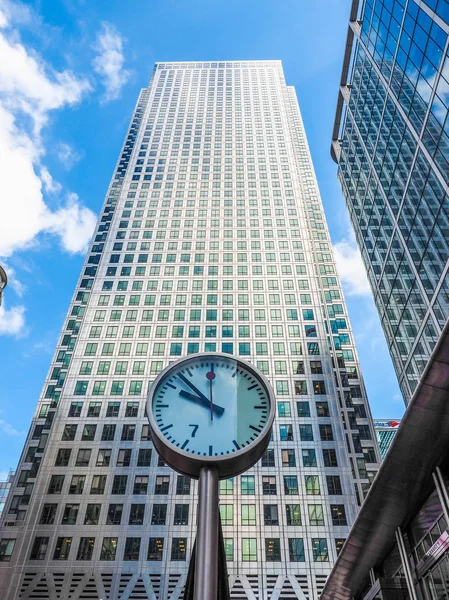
top-left (0, 0), bottom-right (404, 475)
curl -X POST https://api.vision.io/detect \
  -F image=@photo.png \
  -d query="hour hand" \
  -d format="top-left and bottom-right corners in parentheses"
top-left (178, 390), bottom-right (225, 416)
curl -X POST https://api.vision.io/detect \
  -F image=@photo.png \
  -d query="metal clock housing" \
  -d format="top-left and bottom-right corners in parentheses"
top-left (146, 352), bottom-right (276, 479)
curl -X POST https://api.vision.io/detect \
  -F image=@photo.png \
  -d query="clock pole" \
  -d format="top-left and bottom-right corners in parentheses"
top-left (194, 466), bottom-right (220, 600)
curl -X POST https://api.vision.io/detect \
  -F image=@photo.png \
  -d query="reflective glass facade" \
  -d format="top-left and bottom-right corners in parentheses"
top-left (0, 61), bottom-right (379, 599)
top-left (333, 0), bottom-right (449, 402)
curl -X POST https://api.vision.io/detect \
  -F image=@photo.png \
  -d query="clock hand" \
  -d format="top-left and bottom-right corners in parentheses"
top-left (178, 389), bottom-right (225, 416)
top-left (178, 373), bottom-right (210, 403)
top-left (206, 365), bottom-right (216, 422)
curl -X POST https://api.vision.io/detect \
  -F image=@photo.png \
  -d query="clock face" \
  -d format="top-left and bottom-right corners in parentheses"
top-left (150, 355), bottom-right (271, 457)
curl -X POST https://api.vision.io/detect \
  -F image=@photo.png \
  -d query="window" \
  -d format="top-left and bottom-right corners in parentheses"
top-left (319, 424), bottom-right (334, 441)
top-left (117, 449), bottom-right (131, 467)
top-left (282, 449), bottom-right (296, 468)
top-left (30, 537), bottom-right (49, 560)
top-left (101, 424), bottom-right (116, 441)
top-left (174, 504), bottom-right (189, 525)
top-left (69, 475), bottom-right (85, 495)
top-left (224, 538), bottom-right (234, 561)
top-left (308, 504), bottom-right (325, 526)
top-left (129, 504), bottom-right (145, 525)
top-left (62, 425), bottom-right (77, 441)
top-left (0, 539), bottom-right (15, 562)
top-left (112, 475), bottom-right (127, 495)
top-left (302, 448), bottom-right (317, 467)
top-left (316, 402), bottom-right (330, 417)
top-left (62, 503), bottom-right (79, 525)
top-left (220, 478), bottom-right (233, 495)
top-left (263, 504), bottom-right (279, 526)
top-left (242, 538), bottom-right (257, 561)
top-left (261, 449), bottom-right (275, 467)
top-left (279, 424), bottom-right (293, 441)
top-left (53, 537), bottom-right (72, 560)
top-left (56, 448), bottom-right (72, 467)
top-left (265, 538), bottom-right (281, 561)
top-left (305, 475), bottom-right (320, 495)
top-left (241, 504), bottom-right (256, 525)
top-left (133, 475), bottom-right (149, 495)
top-left (151, 504), bottom-right (167, 525)
top-left (84, 504), bottom-right (101, 525)
top-left (284, 476), bottom-right (299, 495)
top-left (241, 475), bottom-right (255, 495)
top-left (219, 504), bottom-right (234, 526)
top-left (312, 538), bottom-right (329, 562)
top-left (100, 538), bottom-right (117, 561)
top-left (171, 538), bottom-right (187, 561)
top-left (77, 537), bottom-right (95, 561)
top-left (335, 538), bottom-right (346, 556)
top-left (296, 401), bottom-right (310, 417)
top-left (87, 474), bottom-right (105, 494)
top-left (323, 449), bottom-right (338, 467)
top-left (40, 504), bottom-right (57, 525)
top-left (294, 380), bottom-right (307, 395)
top-left (330, 504), bottom-right (347, 526)
top-left (262, 476), bottom-right (277, 495)
top-left (137, 448), bottom-right (152, 467)
top-left (154, 476), bottom-right (169, 495)
top-left (286, 504), bottom-right (301, 525)
top-left (288, 538), bottom-right (305, 562)
top-left (107, 504), bottom-right (123, 525)
top-left (96, 449), bottom-right (111, 467)
top-left (148, 538), bottom-right (164, 561)
top-left (299, 425), bottom-right (313, 441)
top-left (48, 474), bottom-right (64, 494)
top-left (176, 475), bottom-right (191, 495)
top-left (124, 537), bottom-right (141, 561)
top-left (68, 402), bottom-right (82, 417)
top-left (121, 424), bottom-right (136, 441)
top-left (106, 402), bottom-right (120, 417)
top-left (82, 424), bottom-right (96, 441)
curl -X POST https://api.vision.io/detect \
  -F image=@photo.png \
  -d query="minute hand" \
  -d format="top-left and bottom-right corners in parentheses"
top-left (177, 373), bottom-right (224, 414)
top-left (179, 390), bottom-right (225, 416)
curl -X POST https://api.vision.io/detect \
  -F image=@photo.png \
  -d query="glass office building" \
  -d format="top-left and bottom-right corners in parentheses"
top-left (0, 61), bottom-right (379, 599)
top-left (332, 0), bottom-right (449, 403)
top-left (373, 419), bottom-right (401, 458)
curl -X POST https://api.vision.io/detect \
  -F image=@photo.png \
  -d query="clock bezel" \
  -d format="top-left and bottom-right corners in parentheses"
top-left (145, 352), bottom-right (276, 479)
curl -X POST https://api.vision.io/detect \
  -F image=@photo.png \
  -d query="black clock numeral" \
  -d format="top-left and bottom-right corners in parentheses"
top-left (189, 424), bottom-right (199, 438)
top-left (181, 439), bottom-right (189, 450)
top-left (247, 384), bottom-right (258, 390)
top-left (161, 424), bottom-right (173, 432)
top-left (254, 405), bottom-right (266, 409)
top-left (209, 445), bottom-right (213, 456)
top-left (233, 440), bottom-right (240, 450)
top-left (166, 383), bottom-right (176, 390)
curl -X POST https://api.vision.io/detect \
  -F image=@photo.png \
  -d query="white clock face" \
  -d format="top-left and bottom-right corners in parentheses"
top-left (151, 356), bottom-right (271, 457)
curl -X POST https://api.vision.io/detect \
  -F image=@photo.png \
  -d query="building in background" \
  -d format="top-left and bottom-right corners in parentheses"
top-left (373, 419), bottom-right (401, 459)
top-left (331, 0), bottom-right (449, 403)
top-left (0, 60), bottom-right (379, 600)
top-left (0, 472), bottom-right (14, 519)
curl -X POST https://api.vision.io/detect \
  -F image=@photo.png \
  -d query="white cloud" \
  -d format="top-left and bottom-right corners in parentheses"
top-left (92, 22), bottom-right (130, 102)
top-left (57, 142), bottom-right (83, 170)
top-left (0, 418), bottom-right (26, 436)
top-left (0, 3), bottom-right (96, 259)
top-left (333, 232), bottom-right (371, 297)
top-left (0, 302), bottom-right (26, 337)
top-left (1, 262), bottom-right (25, 296)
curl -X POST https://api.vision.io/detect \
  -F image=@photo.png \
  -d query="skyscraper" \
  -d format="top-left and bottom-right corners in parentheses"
top-left (331, 0), bottom-right (449, 403)
top-left (0, 60), bottom-right (379, 600)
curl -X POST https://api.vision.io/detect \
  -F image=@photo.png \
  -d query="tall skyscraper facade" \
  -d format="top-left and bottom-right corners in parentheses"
top-left (0, 61), bottom-right (379, 600)
top-left (332, 0), bottom-right (449, 402)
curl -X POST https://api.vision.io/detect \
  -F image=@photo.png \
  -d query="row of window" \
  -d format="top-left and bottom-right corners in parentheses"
top-left (42, 473), bottom-right (343, 496)
top-left (35, 501), bottom-right (347, 527)
top-left (1, 535), bottom-right (340, 563)
top-left (70, 377), bottom-right (329, 397)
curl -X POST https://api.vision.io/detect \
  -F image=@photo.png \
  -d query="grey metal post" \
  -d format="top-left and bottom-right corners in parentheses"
top-left (395, 527), bottom-right (418, 600)
top-left (194, 466), bottom-right (219, 600)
